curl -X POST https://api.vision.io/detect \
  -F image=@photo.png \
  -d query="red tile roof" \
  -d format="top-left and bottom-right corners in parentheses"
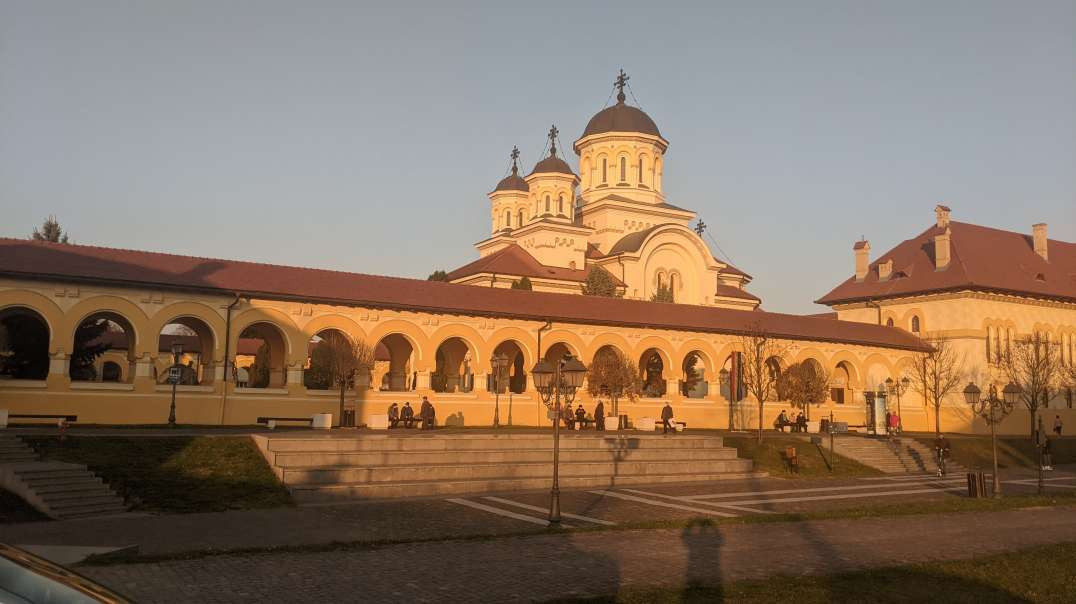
top-left (817, 221), bottom-right (1076, 305)
top-left (445, 244), bottom-right (622, 285)
top-left (0, 238), bottom-right (928, 351)
top-left (714, 283), bottom-right (760, 302)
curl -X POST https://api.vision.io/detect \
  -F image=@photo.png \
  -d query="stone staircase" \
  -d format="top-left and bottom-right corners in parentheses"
top-left (0, 433), bottom-right (128, 519)
top-left (830, 435), bottom-right (967, 475)
top-left (253, 433), bottom-right (764, 502)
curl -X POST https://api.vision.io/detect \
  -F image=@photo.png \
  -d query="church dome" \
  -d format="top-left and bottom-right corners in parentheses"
top-left (582, 99), bottom-right (661, 138)
top-left (529, 155), bottom-right (575, 176)
top-left (494, 169), bottom-right (529, 192)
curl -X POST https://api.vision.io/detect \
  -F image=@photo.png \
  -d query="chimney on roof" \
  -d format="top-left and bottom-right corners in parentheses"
top-left (1033, 223), bottom-right (1048, 262)
top-left (854, 240), bottom-right (870, 281)
top-left (935, 204), bottom-right (951, 228)
top-left (878, 259), bottom-right (893, 281)
top-left (935, 226), bottom-right (951, 270)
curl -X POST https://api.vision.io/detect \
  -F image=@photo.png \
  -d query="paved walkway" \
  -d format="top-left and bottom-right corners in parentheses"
top-left (79, 507), bottom-right (1076, 603)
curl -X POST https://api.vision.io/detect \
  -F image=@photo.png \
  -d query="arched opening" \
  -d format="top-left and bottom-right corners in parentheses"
top-left (432, 337), bottom-right (474, 393)
top-left (0, 306), bottom-right (50, 380)
top-left (910, 316), bottom-right (921, 334)
top-left (831, 361), bottom-right (855, 405)
top-left (721, 353), bottom-right (744, 402)
top-left (619, 156), bottom-right (627, 183)
top-left (885, 318), bottom-right (894, 327)
top-left (638, 155), bottom-right (647, 186)
top-left (557, 195), bottom-right (564, 215)
top-left (544, 195), bottom-right (551, 213)
top-left (639, 348), bottom-right (666, 397)
top-left (681, 351), bottom-right (708, 398)
top-left (493, 340), bottom-right (527, 394)
top-left (373, 333), bottom-right (414, 391)
top-left (543, 342), bottom-right (575, 364)
top-left (157, 317), bottom-right (214, 385)
top-left (504, 210), bottom-right (511, 228)
top-left (518, 209), bottom-right (524, 227)
top-left (101, 361), bottom-right (122, 382)
top-left (304, 328), bottom-right (353, 390)
top-left (70, 312), bottom-right (135, 383)
top-left (236, 322), bottom-right (287, 388)
top-left (601, 157), bottom-right (608, 184)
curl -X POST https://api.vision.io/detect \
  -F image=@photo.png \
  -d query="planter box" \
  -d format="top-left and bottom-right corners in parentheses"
top-left (312, 413), bottom-right (332, 430)
top-left (368, 414), bottom-right (389, 430)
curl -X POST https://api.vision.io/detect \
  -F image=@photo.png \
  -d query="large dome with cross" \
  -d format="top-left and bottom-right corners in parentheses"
top-left (581, 71), bottom-right (662, 139)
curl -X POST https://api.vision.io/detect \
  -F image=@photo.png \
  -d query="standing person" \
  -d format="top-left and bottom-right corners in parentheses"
top-left (661, 402), bottom-right (675, 434)
top-left (387, 402), bottom-right (400, 428)
top-left (594, 400), bottom-right (605, 432)
top-left (1054, 415), bottom-right (1063, 436)
top-left (401, 401), bottom-right (415, 428)
top-left (1043, 437), bottom-right (1054, 471)
top-left (575, 403), bottom-right (586, 429)
top-left (420, 396), bottom-right (435, 430)
top-left (935, 435), bottom-right (951, 476)
top-left (884, 411), bottom-right (893, 435)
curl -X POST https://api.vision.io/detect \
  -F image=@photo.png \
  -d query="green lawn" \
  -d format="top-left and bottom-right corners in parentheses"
top-left (554, 541), bottom-right (1076, 603)
top-left (913, 435), bottom-right (1076, 470)
top-left (723, 435), bottom-right (883, 478)
top-left (23, 436), bottom-right (293, 513)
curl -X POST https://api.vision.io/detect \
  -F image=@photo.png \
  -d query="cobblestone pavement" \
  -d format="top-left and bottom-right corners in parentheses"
top-left (79, 508), bottom-right (1076, 603)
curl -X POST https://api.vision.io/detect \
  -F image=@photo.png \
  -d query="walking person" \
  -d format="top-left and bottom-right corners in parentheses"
top-left (935, 435), bottom-right (951, 477)
top-left (661, 402), bottom-right (675, 434)
top-left (1054, 415), bottom-right (1063, 436)
top-left (1043, 437), bottom-right (1054, 471)
top-left (594, 400), bottom-right (605, 432)
top-left (401, 401), bottom-right (415, 428)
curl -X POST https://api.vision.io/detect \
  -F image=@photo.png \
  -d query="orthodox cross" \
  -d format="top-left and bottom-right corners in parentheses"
top-left (510, 146), bottom-right (520, 173)
top-left (614, 69), bottom-right (629, 103)
top-left (694, 220), bottom-right (707, 236)
top-left (547, 125), bottom-right (559, 156)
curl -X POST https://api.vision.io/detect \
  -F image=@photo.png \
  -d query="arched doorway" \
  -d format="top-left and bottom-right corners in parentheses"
top-left (304, 328), bottom-right (354, 390)
top-left (432, 337), bottom-right (474, 393)
top-left (639, 348), bottom-right (665, 397)
top-left (157, 317), bottom-right (214, 385)
top-left (236, 322), bottom-right (287, 388)
top-left (0, 307), bottom-right (50, 380)
top-left (832, 361), bottom-right (856, 405)
top-left (681, 351), bottom-right (709, 398)
top-left (374, 333), bottom-right (414, 392)
top-left (70, 312), bottom-right (135, 383)
top-left (493, 340), bottom-right (527, 394)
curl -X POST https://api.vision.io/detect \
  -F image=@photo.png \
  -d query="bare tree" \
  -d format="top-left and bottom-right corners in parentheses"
top-left (908, 338), bottom-right (965, 437)
top-left (309, 332), bottom-right (376, 427)
top-left (777, 360), bottom-right (830, 421)
top-left (1002, 332), bottom-right (1062, 439)
top-left (739, 323), bottom-right (790, 443)
top-left (586, 348), bottom-right (640, 418)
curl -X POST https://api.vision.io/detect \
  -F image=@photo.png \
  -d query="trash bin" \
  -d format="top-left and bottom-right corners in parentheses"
top-left (619, 414), bottom-right (629, 430)
top-left (341, 409), bottom-right (356, 428)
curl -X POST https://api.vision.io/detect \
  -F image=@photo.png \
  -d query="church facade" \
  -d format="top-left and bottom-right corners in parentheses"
top-left (446, 74), bottom-right (758, 310)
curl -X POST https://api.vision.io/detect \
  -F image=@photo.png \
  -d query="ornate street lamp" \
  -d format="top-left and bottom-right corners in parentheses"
top-left (885, 376), bottom-right (910, 433)
top-left (491, 352), bottom-right (509, 428)
top-left (531, 353), bottom-right (586, 525)
top-left (963, 381), bottom-right (1022, 497)
top-left (167, 341), bottom-right (184, 427)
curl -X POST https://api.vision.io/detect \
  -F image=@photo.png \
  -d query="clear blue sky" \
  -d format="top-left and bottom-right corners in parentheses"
top-left (2, 1), bottom-right (1073, 314)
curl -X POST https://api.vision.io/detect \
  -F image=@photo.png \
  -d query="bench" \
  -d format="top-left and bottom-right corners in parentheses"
top-left (257, 416), bottom-right (314, 429)
top-left (8, 414), bottom-right (78, 425)
top-left (781, 446), bottom-right (800, 473)
top-left (774, 418), bottom-right (807, 433)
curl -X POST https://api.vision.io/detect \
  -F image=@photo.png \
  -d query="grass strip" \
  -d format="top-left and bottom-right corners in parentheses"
top-left (79, 492), bottom-right (1076, 567)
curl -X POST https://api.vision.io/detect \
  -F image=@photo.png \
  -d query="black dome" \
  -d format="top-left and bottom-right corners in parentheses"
top-left (494, 171), bottom-right (529, 192)
top-left (582, 101), bottom-right (661, 138)
top-left (529, 155), bottom-right (575, 176)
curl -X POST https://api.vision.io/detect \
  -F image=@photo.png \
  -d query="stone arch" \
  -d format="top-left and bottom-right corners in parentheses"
top-left (429, 324), bottom-right (486, 370)
top-left (861, 353), bottom-right (897, 389)
top-left (432, 336), bottom-right (476, 393)
top-left (236, 321), bottom-right (290, 388)
top-left (584, 333), bottom-right (632, 364)
top-left (69, 310), bottom-right (138, 383)
top-left (63, 296), bottom-right (150, 357)
top-left (302, 327), bottom-right (357, 391)
top-left (828, 351), bottom-right (864, 389)
top-left (487, 326), bottom-right (537, 368)
top-left (791, 347), bottom-right (828, 368)
top-left (680, 347), bottom-right (714, 399)
top-left (0, 305), bottom-right (51, 380)
top-left (367, 320), bottom-right (431, 369)
top-left (0, 290), bottom-right (64, 354)
top-left (147, 302), bottom-right (225, 356)
top-left (156, 315), bottom-right (217, 385)
top-left (491, 339), bottom-right (527, 394)
top-left (372, 333), bottom-right (417, 392)
top-left (231, 307), bottom-right (303, 364)
top-left (302, 314), bottom-right (367, 345)
top-left (638, 347), bottom-right (668, 397)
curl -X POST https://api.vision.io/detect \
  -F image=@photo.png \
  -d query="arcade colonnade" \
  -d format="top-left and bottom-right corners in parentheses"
top-left (0, 279), bottom-right (993, 432)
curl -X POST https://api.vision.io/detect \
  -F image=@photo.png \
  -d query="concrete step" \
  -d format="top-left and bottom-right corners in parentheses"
top-left (43, 493), bottom-right (123, 509)
top-left (50, 502), bottom-right (129, 519)
top-left (271, 446), bottom-right (741, 468)
top-left (292, 471), bottom-right (770, 502)
top-left (0, 453), bottom-right (39, 462)
top-left (24, 479), bottom-right (106, 494)
top-left (282, 458), bottom-right (755, 485)
top-left (35, 484), bottom-right (119, 501)
top-left (13, 467), bottom-right (90, 480)
top-left (261, 434), bottom-right (726, 453)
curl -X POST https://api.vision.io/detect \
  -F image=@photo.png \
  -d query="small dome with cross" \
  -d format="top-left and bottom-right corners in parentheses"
top-left (528, 125), bottom-right (576, 177)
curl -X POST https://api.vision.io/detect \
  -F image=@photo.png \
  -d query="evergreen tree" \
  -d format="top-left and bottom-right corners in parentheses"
top-left (510, 276), bottom-right (533, 290)
top-left (69, 318), bottom-right (111, 381)
top-left (248, 343), bottom-right (272, 388)
top-left (427, 270), bottom-right (449, 281)
top-left (580, 267), bottom-right (622, 297)
top-left (32, 215), bottom-right (69, 243)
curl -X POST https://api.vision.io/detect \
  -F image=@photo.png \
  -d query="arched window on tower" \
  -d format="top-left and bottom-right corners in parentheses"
top-left (601, 158), bottom-right (608, 184)
top-left (518, 210), bottom-right (524, 226)
top-left (544, 195), bottom-right (550, 213)
top-left (557, 195), bottom-right (564, 215)
top-left (619, 157), bottom-right (627, 183)
top-left (638, 158), bottom-right (643, 184)
top-left (504, 210), bottom-right (511, 228)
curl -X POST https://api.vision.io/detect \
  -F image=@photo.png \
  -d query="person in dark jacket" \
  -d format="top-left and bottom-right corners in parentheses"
top-left (575, 404), bottom-right (586, 427)
top-left (594, 400), bottom-right (605, 431)
top-left (401, 402), bottom-right (415, 428)
top-left (388, 402), bottom-right (400, 428)
top-left (420, 396), bottom-right (435, 429)
top-left (661, 402), bottom-right (675, 434)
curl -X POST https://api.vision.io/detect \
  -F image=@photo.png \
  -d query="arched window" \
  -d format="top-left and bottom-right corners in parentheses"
top-left (601, 158), bottom-right (608, 184)
top-left (518, 210), bottom-right (524, 226)
top-left (557, 195), bottom-right (564, 214)
top-left (886, 318), bottom-right (894, 327)
top-left (619, 157), bottom-right (626, 182)
top-left (911, 316), bottom-right (920, 333)
top-left (986, 328), bottom-right (992, 363)
top-left (544, 195), bottom-right (550, 213)
top-left (638, 157), bottom-right (644, 184)
top-left (504, 210), bottom-right (511, 228)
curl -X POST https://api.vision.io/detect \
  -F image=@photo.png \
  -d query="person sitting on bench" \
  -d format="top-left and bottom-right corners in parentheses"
top-left (774, 409), bottom-right (792, 432)
top-left (795, 412), bottom-right (807, 433)
top-left (401, 402), bottom-right (415, 428)
top-left (387, 403), bottom-right (400, 428)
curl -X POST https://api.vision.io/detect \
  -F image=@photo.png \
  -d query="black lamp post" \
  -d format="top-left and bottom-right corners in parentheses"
top-left (530, 353), bottom-right (586, 525)
top-left (885, 376), bottom-right (910, 434)
top-left (167, 341), bottom-right (183, 427)
top-left (963, 381), bottom-right (1021, 497)
top-left (491, 352), bottom-right (509, 428)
